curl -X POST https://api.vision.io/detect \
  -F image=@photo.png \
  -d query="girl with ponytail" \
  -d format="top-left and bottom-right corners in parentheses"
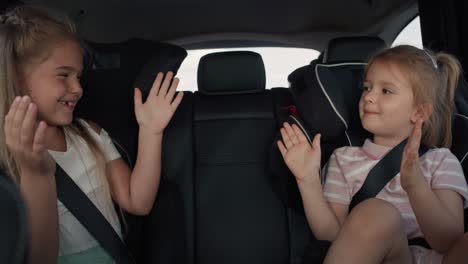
top-left (278, 45), bottom-right (468, 263)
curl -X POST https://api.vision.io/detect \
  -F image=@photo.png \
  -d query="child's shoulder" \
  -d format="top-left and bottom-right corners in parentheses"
top-left (330, 145), bottom-right (364, 161)
top-left (423, 147), bottom-right (460, 164)
top-left (76, 119), bottom-right (102, 134)
top-left (73, 119), bottom-right (116, 155)
top-left (333, 145), bottom-right (361, 155)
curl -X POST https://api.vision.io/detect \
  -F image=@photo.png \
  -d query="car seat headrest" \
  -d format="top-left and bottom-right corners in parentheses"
top-left (287, 36), bottom-right (388, 145)
top-left (76, 40), bottom-right (187, 165)
top-left (133, 42), bottom-right (188, 100)
top-left (270, 37), bottom-right (385, 213)
top-left (288, 63), bottom-right (371, 146)
top-left (323, 36), bottom-right (387, 63)
top-left (197, 51), bottom-right (266, 95)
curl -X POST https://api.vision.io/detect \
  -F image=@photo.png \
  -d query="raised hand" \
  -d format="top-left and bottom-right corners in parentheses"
top-left (400, 119), bottom-right (426, 191)
top-left (277, 122), bottom-right (321, 184)
top-left (4, 96), bottom-right (55, 176)
top-left (134, 71), bottom-right (184, 134)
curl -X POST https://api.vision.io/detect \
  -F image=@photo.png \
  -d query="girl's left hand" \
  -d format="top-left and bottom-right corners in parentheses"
top-left (400, 119), bottom-right (426, 192)
top-left (134, 71), bottom-right (184, 134)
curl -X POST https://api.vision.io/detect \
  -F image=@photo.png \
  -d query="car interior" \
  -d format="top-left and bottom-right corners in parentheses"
top-left (1, 0), bottom-right (468, 263)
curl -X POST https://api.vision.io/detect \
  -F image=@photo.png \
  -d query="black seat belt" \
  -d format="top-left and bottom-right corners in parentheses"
top-left (303, 139), bottom-right (430, 263)
top-left (350, 139), bottom-right (430, 248)
top-left (55, 164), bottom-right (135, 264)
top-left (349, 139), bottom-right (425, 209)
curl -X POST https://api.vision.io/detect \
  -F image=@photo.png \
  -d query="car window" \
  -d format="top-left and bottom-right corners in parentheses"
top-left (176, 47), bottom-right (320, 92)
top-left (392, 16), bottom-right (422, 48)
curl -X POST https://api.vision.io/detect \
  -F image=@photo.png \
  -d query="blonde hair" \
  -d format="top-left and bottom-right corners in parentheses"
top-left (0, 6), bottom-right (108, 187)
top-left (366, 45), bottom-right (460, 148)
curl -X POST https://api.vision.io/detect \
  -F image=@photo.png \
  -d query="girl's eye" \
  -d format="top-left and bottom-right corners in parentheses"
top-left (58, 73), bottom-right (69, 78)
top-left (382, 88), bottom-right (393, 94)
top-left (362, 85), bottom-right (371, 92)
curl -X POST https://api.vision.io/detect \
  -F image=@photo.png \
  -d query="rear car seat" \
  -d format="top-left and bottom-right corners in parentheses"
top-left (139, 51), bottom-right (312, 264)
top-left (76, 39), bottom-right (187, 164)
top-left (289, 36), bottom-right (387, 162)
top-left (271, 36), bottom-right (387, 214)
top-left (194, 51), bottom-right (288, 264)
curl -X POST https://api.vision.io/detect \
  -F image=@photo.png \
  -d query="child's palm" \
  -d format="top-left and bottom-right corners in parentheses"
top-left (400, 119), bottom-right (425, 191)
top-left (5, 98), bottom-right (55, 176)
top-left (277, 123), bottom-right (321, 183)
top-left (134, 72), bottom-right (183, 134)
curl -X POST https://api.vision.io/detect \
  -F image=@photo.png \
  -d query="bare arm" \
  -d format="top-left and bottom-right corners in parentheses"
top-left (21, 173), bottom-right (59, 264)
top-left (6, 97), bottom-right (58, 263)
top-left (407, 184), bottom-right (464, 253)
top-left (401, 119), bottom-right (464, 253)
top-left (277, 123), bottom-right (347, 241)
top-left (105, 131), bottom-right (163, 215)
top-left (100, 72), bottom-right (183, 215)
top-left (297, 179), bottom-right (348, 241)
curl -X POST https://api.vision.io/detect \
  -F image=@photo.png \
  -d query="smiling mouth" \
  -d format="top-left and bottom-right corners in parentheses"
top-left (58, 100), bottom-right (77, 110)
top-left (364, 111), bottom-right (379, 115)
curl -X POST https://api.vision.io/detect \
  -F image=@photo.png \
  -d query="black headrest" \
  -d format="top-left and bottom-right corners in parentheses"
top-left (270, 37), bottom-right (385, 214)
top-left (76, 40), bottom-right (187, 165)
top-left (287, 36), bottom-right (389, 146)
top-left (133, 42), bottom-right (187, 100)
top-left (287, 62), bottom-right (372, 172)
top-left (323, 36), bottom-right (387, 63)
top-left (197, 51), bottom-right (266, 95)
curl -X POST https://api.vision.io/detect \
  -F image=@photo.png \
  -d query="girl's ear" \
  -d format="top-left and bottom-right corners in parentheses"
top-left (411, 103), bottom-right (433, 123)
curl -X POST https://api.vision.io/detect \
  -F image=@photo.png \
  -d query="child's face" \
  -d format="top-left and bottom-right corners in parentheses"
top-left (359, 59), bottom-right (419, 144)
top-left (21, 39), bottom-right (83, 127)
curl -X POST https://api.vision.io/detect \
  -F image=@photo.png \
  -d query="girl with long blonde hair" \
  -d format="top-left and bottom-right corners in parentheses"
top-left (1, 5), bottom-right (183, 263)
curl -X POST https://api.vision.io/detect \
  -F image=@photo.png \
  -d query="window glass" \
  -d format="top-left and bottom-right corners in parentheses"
top-left (392, 16), bottom-right (422, 48)
top-left (176, 47), bottom-right (320, 91)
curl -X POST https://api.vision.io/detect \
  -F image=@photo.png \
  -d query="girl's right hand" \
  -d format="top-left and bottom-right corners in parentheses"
top-left (277, 122), bottom-right (321, 185)
top-left (134, 71), bottom-right (183, 135)
top-left (4, 96), bottom-right (55, 177)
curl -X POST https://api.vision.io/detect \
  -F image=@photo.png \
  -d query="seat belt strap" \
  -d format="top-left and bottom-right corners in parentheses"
top-left (55, 164), bottom-right (134, 264)
top-left (350, 140), bottom-right (428, 210)
top-left (348, 140), bottom-right (431, 249)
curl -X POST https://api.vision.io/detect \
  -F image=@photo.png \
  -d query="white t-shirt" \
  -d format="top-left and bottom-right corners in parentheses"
top-left (48, 120), bottom-right (122, 256)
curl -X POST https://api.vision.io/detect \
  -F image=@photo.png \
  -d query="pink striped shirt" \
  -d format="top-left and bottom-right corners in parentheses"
top-left (323, 139), bottom-right (468, 263)
top-left (324, 139), bottom-right (468, 237)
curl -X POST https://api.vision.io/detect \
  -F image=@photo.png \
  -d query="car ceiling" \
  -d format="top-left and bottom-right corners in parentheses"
top-left (19, 0), bottom-right (418, 49)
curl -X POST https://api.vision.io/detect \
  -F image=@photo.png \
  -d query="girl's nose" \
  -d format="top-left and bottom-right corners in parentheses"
top-left (363, 89), bottom-right (376, 103)
top-left (70, 82), bottom-right (83, 98)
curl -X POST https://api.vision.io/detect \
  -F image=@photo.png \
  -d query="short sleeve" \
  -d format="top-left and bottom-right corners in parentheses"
top-left (323, 152), bottom-right (351, 205)
top-left (430, 149), bottom-right (468, 208)
top-left (98, 128), bottom-right (121, 162)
